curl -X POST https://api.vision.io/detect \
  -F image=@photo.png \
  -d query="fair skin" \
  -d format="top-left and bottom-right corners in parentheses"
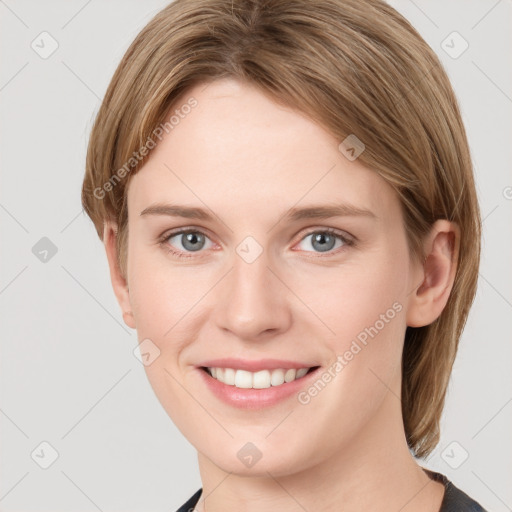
top-left (103, 78), bottom-right (458, 511)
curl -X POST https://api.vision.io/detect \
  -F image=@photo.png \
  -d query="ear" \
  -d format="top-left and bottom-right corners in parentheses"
top-left (103, 221), bottom-right (136, 329)
top-left (406, 219), bottom-right (460, 328)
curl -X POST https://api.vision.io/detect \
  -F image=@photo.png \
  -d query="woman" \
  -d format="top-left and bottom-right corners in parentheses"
top-left (81, 0), bottom-right (486, 510)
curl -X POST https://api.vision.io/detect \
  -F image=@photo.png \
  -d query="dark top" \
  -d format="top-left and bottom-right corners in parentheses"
top-left (175, 470), bottom-right (487, 511)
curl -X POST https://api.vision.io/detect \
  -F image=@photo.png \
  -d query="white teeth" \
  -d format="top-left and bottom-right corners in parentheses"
top-left (224, 368), bottom-right (235, 385)
top-left (296, 367), bottom-right (308, 378)
top-left (284, 369), bottom-right (296, 382)
top-left (253, 370), bottom-right (271, 389)
top-left (270, 369), bottom-right (285, 386)
top-left (234, 370), bottom-right (253, 388)
top-left (207, 367), bottom-right (312, 389)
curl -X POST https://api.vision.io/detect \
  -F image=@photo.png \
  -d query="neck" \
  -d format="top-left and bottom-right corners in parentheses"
top-left (194, 390), bottom-right (445, 512)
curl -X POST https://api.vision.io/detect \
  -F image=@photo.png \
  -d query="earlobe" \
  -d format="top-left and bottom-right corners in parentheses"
top-left (406, 220), bottom-right (460, 328)
top-left (103, 221), bottom-right (136, 330)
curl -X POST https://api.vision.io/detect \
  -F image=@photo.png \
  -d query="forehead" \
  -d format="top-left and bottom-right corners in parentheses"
top-left (128, 78), bottom-right (399, 222)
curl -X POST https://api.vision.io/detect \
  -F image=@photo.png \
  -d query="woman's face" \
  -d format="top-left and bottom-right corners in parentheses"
top-left (120, 78), bottom-right (423, 476)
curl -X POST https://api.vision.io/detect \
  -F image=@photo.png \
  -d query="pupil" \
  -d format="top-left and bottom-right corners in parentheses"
top-left (183, 232), bottom-right (204, 251)
top-left (313, 232), bottom-right (335, 252)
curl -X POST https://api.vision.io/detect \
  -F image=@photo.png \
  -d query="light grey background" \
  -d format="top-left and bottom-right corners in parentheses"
top-left (0, 0), bottom-right (511, 511)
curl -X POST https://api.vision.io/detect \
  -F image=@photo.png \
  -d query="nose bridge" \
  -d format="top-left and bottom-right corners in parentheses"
top-left (232, 247), bottom-right (272, 295)
top-left (213, 243), bottom-right (291, 339)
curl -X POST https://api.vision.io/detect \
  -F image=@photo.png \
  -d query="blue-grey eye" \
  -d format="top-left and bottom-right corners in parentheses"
top-left (297, 231), bottom-right (346, 253)
top-left (167, 231), bottom-right (213, 252)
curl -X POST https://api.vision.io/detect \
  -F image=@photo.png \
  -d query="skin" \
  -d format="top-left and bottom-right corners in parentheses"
top-left (103, 78), bottom-right (459, 511)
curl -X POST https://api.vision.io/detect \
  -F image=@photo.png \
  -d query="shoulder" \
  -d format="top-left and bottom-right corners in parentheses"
top-left (175, 474), bottom-right (489, 512)
top-left (175, 488), bottom-right (202, 512)
top-left (425, 469), bottom-right (488, 512)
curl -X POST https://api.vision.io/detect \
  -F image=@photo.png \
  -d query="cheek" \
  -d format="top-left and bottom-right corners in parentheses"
top-left (292, 266), bottom-right (407, 458)
top-left (126, 250), bottom-right (205, 428)
top-left (126, 246), bottom-right (222, 405)
top-left (128, 245), bottom-right (201, 337)
top-left (305, 244), bottom-right (409, 398)
top-left (335, 268), bottom-right (406, 359)
top-left (293, 245), bottom-right (408, 350)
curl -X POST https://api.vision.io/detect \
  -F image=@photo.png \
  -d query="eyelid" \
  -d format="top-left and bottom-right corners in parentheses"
top-left (158, 225), bottom-right (216, 243)
top-left (157, 226), bottom-right (219, 257)
top-left (290, 226), bottom-right (355, 257)
top-left (158, 225), bottom-right (356, 258)
top-left (293, 226), bottom-right (355, 244)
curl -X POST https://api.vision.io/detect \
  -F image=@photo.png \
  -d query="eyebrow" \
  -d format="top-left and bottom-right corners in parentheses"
top-left (139, 202), bottom-right (377, 222)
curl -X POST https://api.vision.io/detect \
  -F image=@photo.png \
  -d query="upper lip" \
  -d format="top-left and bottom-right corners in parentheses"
top-left (198, 358), bottom-right (319, 372)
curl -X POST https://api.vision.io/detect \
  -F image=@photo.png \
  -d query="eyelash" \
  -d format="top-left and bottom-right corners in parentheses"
top-left (158, 227), bottom-right (355, 260)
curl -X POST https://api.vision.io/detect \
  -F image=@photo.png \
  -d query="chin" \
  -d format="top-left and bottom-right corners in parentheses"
top-left (201, 438), bottom-right (316, 478)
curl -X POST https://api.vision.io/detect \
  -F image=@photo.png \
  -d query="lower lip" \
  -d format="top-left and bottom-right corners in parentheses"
top-left (197, 367), bottom-right (321, 409)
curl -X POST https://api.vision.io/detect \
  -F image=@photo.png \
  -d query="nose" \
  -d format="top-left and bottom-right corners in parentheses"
top-left (212, 250), bottom-right (292, 341)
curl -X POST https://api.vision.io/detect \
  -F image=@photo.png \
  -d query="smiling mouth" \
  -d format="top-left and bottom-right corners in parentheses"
top-left (201, 366), bottom-right (320, 389)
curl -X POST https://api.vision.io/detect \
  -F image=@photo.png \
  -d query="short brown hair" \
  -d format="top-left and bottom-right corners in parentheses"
top-left (82, 0), bottom-right (481, 458)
